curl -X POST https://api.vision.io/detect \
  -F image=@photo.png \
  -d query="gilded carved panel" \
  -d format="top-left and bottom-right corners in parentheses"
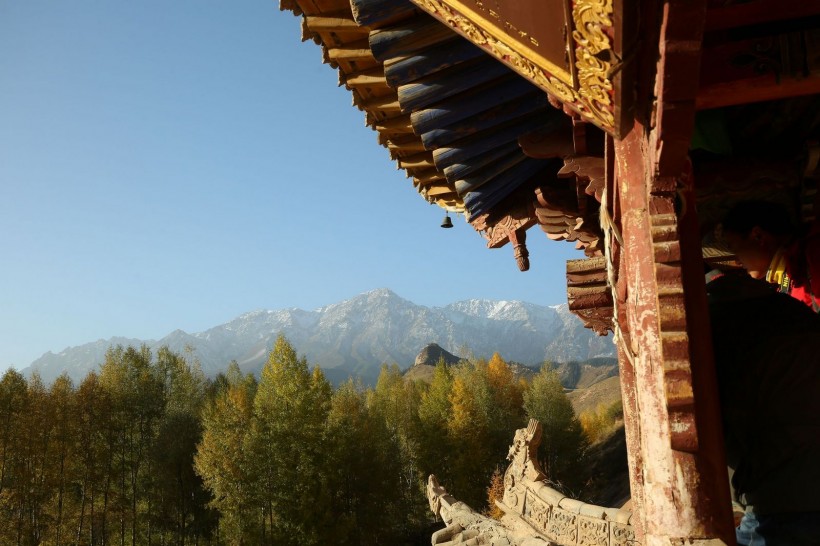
top-left (408, 0), bottom-right (628, 135)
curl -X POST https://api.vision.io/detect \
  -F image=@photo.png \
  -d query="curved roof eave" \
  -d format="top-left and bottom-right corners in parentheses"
top-left (281, 0), bottom-right (606, 262)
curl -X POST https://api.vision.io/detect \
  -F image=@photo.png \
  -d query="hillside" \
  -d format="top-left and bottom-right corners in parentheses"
top-left (567, 375), bottom-right (623, 415)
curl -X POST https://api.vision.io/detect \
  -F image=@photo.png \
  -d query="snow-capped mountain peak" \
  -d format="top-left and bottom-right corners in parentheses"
top-left (23, 290), bottom-right (614, 384)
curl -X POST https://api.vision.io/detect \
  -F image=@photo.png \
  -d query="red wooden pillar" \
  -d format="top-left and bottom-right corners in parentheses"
top-left (607, 1), bottom-right (737, 544)
top-left (612, 125), bottom-right (735, 545)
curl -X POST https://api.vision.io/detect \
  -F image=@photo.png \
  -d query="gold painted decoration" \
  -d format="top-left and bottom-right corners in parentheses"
top-left (409, 0), bottom-right (619, 134)
top-left (572, 0), bottom-right (615, 127)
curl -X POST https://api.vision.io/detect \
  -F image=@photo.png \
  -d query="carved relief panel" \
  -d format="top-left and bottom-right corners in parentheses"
top-left (407, 0), bottom-right (635, 136)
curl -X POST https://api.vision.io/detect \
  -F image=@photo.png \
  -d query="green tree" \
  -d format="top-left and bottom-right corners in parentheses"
top-left (417, 360), bottom-right (453, 484)
top-left (0, 369), bottom-right (30, 545)
top-left (523, 365), bottom-right (588, 493)
top-left (244, 335), bottom-right (330, 545)
top-left (99, 345), bottom-right (165, 546)
top-left (195, 362), bottom-right (257, 546)
top-left (18, 373), bottom-right (53, 545)
top-left (321, 380), bottom-right (387, 544)
top-left (47, 374), bottom-right (76, 546)
top-left (368, 364), bottom-right (427, 539)
top-left (74, 371), bottom-right (114, 545)
top-left (152, 347), bottom-right (214, 546)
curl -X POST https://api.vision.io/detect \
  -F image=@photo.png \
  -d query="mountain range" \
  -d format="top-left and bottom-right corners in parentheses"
top-left (24, 288), bottom-right (615, 384)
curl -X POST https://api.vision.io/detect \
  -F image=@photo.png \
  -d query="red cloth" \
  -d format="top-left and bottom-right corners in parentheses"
top-left (784, 222), bottom-right (820, 312)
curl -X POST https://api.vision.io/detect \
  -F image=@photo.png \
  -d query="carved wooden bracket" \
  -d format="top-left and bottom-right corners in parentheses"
top-left (535, 184), bottom-right (604, 256)
top-left (566, 256), bottom-right (613, 335)
top-left (557, 155), bottom-right (606, 203)
top-left (470, 197), bottom-right (536, 271)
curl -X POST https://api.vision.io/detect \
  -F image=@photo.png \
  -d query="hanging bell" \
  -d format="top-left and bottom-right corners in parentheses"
top-left (441, 213), bottom-right (454, 228)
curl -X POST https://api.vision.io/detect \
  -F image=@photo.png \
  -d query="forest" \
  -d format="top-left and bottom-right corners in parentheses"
top-left (0, 335), bottom-right (622, 546)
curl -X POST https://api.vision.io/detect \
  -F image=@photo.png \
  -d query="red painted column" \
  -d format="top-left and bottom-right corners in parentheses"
top-left (611, 121), bottom-right (735, 545)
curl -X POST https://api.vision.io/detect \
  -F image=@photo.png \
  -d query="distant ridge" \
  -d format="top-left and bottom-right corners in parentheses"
top-left (24, 288), bottom-right (615, 384)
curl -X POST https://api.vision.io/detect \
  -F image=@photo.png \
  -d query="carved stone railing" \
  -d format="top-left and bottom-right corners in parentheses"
top-left (427, 419), bottom-right (639, 546)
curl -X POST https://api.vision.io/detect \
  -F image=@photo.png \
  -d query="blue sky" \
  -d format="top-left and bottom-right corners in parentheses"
top-left (0, 1), bottom-right (583, 371)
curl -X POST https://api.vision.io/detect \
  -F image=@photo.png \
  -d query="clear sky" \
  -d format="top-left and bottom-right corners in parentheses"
top-left (0, 1), bottom-right (583, 371)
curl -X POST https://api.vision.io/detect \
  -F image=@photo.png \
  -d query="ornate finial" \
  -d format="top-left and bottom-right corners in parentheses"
top-left (427, 475), bottom-right (452, 521)
top-left (514, 242), bottom-right (530, 271)
top-left (507, 418), bottom-right (546, 482)
top-left (509, 228), bottom-right (530, 272)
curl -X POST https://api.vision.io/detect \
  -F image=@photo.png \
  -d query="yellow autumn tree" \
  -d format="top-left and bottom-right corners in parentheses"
top-left (486, 352), bottom-right (525, 451)
top-left (194, 363), bottom-right (257, 545)
top-left (446, 364), bottom-right (496, 508)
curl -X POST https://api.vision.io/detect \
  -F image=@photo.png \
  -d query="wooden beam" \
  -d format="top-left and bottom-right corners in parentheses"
top-left (410, 168), bottom-right (442, 182)
top-left (375, 114), bottom-right (414, 132)
top-left (344, 67), bottom-right (388, 87)
top-left (398, 152), bottom-right (436, 169)
top-left (441, 140), bottom-right (520, 183)
top-left (697, 74), bottom-right (820, 110)
top-left (696, 24), bottom-right (820, 109)
top-left (383, 38), bottom-right (484, 87)
top-left (420, 94), bottom-right (547, 150)
top-left (425, 184), bottom-right (455, 197)
top-left (414, 175), bottom-right (446, 187)
top-left (566, 256), bottom-right (613, 335)
top-left (359, 95), bottom-right (402, 111)
top-left (454, 152), bottom-right (527, 196)
top-left (432, 111), bottom-right (560, 170)
top-left (350, 0), bottom-right (416, 28)
top-left (462, 159), bottom-right (548, 218)
top-left (397, 59), bottom-right (509, 113)
top-left (410, 75), bottom-right (525, 134)
top-left (326, 41), bottom-right (374, 61)
top-left (704, 0), bottom-right (820, 32)
top-left (304, 15), bottom-right (368, 33)
top-left (387, 139), bottom-right (427, 153)
top-left (369, 17), bottom-right (457, 62)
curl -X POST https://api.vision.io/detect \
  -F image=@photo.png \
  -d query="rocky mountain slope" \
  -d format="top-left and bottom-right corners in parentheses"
top-left (24, 288), bottom-right (615, 384)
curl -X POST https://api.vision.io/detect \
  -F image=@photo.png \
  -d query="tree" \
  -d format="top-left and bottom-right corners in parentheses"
top-left (47, 374), bottom-right (76, 546)
top-left (523, 365), bottom-right (588, 493)
top-left (74, 371), bottom-right (114, 546)
top-left (368, 364), bottom-right (427, 539)
top-left (99, 344), bottom-right (165, 546)
top-left (321, 380), bottom-right (394, 544)
top-left (0, 369), bottom-right (29, 545)
top-left (195, 362), bottom-right (257, 546)
top-left (417, 360), bottom-right (453, 483)
top-left (152, 347), bottom-right (214, 546)
top-left (485, 353), bottom-right (526, 460)
top-left (485, 467), bottom-right (506, 520)
top-left (244, 335), bottom-right (330, 545)
top-left (18, 373), bottom-right (53, 545)
top-left (446, 363), bottom-right (496, 508)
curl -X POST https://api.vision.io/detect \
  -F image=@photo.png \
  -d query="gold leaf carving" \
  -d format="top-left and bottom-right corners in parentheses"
top-left (572, 0), bottom-right (613, 54)
top-left (572, 0), bottom-right (615, 127)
